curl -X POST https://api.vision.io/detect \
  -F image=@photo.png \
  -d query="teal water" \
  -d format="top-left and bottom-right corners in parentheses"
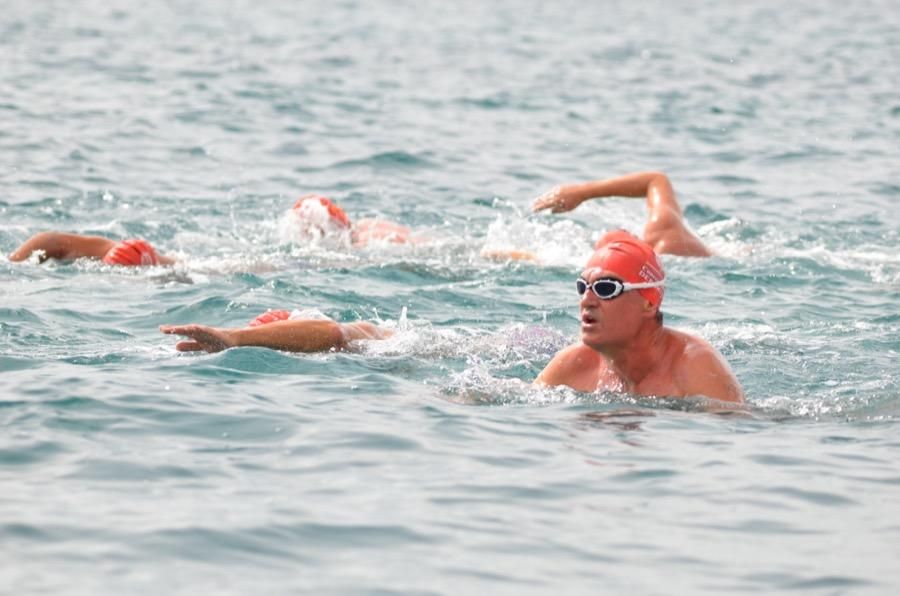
top-left (2, 1), bottom-right (899, 593)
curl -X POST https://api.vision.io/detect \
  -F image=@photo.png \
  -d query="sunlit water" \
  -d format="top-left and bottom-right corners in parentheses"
top-left (2, 1), bottom-right (899, 593)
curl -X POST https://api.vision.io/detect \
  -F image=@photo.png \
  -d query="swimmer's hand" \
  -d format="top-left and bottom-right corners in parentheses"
top-left (479, 247), bottom-right (540, 263)
top-left (160, 324), bottom-right (235, 352)
top-left (531, 185), bottom-right (586, 214)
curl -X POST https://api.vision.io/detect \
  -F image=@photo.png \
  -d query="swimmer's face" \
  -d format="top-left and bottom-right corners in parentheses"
top-left (288, 197), bottom-right (352, 244)
top-left (578, 267), bottom-right (648, 350)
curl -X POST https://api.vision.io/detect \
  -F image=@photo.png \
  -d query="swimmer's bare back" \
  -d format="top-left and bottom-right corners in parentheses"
top-left (532, 171), bottom-right (712, 257)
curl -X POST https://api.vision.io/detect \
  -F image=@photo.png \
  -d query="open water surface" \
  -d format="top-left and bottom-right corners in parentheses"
top-left (1, 1), bottom-right (899, 594)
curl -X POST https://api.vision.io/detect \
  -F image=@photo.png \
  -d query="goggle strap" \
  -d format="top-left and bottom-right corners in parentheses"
top-left (622, 280), bottom-right (666, 290)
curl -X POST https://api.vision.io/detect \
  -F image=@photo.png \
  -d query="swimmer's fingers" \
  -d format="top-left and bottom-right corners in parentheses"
top-left (160, 324), bottom-right (194, 336)
top-left (531, 188), bottom-right (561, 212)
top-left (174, 340), bottom-right (205, 352)
top-left (531, 186), bottom-right (578, 214)
top-left (160, 324), bottom-right (232, 353)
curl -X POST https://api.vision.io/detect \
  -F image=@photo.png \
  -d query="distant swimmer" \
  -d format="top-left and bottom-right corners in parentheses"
top-left (9, 233), bottom-right (176, 266)
top-left (289, 194), bottom-right (420, 246)
top-left (160, 308), bottom-right (392, 353)
top-left (534, 231), bottom-right (744, 404)
top-left (531, 170), bottom-right (713, 257)
top-left (7, 194), bottom-right (416, 266)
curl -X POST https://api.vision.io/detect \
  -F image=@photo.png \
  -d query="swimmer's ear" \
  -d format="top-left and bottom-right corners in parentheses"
top-left (640, 299), bottom-right (658, 319)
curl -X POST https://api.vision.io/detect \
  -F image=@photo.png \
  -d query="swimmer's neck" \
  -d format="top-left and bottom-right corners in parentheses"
top-left (599, 322), bottom-right (673, 386)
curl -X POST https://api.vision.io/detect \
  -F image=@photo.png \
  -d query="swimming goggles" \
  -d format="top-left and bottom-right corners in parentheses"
top-left (576, 277), bottom-right (665, 300)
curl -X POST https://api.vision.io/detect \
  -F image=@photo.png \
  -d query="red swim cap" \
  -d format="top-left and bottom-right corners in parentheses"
top-left (587, 230), bottom-right (665, 307)
top-left (594, 229), bottom-right (642, 251)
top-left (293, 195), bottom-right (351, 229)
top-left (102, 239), bottom-right (160, 267)
top-left (248, 309), bottom-right (291, 327)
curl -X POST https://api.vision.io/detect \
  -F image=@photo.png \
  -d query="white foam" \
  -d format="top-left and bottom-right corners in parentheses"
top-left (276, 206), bottom-right (352, 250)
top-left (481, 214), bottom-right (593, 268)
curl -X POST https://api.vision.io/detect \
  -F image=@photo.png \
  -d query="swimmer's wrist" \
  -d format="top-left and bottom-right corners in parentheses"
top-left (559, 184), bottom-right (587, 206)
top-left (227, 328), bottom-right (247, 348)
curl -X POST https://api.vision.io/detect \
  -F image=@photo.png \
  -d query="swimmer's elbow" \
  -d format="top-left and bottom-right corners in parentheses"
top-left (10, 231), bottom-right (59, 262)
top-left (338, 322), bottom-right (392, 345)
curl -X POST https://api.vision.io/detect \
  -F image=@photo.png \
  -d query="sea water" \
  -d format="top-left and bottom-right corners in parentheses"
top-left (1, 0), bottom-right (899, 593)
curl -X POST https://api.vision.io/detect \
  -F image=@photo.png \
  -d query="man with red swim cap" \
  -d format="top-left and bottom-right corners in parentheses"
top-left (535, 231), bottom-right (744, 404)
top-left (290, 194), bottom-right (416, 246)
top-left (9, 192), bottom-right (414, 266)
top-left (532, 170), bottom-right (712, 257)
top-left (9, 232), bottom-right (175, 266)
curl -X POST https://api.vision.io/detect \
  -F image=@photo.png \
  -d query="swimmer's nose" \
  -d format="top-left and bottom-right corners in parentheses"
top-left (579, 286), bottom-right (599, 307)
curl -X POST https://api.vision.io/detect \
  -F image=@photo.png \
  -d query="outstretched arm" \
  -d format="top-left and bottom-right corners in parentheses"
top-left (160, 320), bottom-right (392, 353)
top-left (9, 232), bottom-right (116, 263)
top-left (531, 171), bottom-right (712, 257)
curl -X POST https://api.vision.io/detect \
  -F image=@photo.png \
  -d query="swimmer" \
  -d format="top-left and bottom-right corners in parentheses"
top-left (534, 231), bottom-right (743, 403)
top-left (289, 194), bottom-right (418, 246)
top-left (9, 233), bottom-right (175, 266)
top-left (160, 308), bottom-right (391, 353)
top-left (531, 171), bottom-right (712, 257)
top-left (7, 194), bottom-right (410, 266)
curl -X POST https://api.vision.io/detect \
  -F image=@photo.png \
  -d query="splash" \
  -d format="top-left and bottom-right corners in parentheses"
top-left (276, 207), bottom-right (353, 250)
top-left (481, 214), bottom-right (593, 268)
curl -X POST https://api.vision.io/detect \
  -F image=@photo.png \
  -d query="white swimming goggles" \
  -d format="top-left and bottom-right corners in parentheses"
top-left (576, 277), bottom-right (665, 300)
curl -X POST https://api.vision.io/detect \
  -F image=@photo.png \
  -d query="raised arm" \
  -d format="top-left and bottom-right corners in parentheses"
top-left (160, 319), bottom-right (392, 353)
top-left (532, 171), bottom-right (712, 257)
top-left (9, 232), bottom-right (116, 263)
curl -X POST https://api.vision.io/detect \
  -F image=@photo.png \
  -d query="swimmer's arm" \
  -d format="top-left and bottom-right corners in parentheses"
top-left (156, 254), bottom-right (177, 265)
top-left (532, 171), bottom-right (679, 214)
top-left (532, 171), bottom-right (711, 257)
top-left (9, 232), bottom-right (115, 263)
top-left (533, 344), bottom-right (599, 392)
top-left (160, 320), bottom-right (392, 353)
top-left (479, 247), bottom-right (541, 263)
top-left (677, 346), bottom-right (745, 404)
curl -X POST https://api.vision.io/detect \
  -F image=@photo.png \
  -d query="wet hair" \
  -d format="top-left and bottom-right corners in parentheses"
top-left (656, 310), bottom-right (664, 325)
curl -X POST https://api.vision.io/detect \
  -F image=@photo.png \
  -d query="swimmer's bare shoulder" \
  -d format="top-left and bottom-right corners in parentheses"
top-left (670, 330), bottom-right (744, 404)
top-left (534, 343), bottom-right (605, 392)
top-left (353, 218), bottom-right (415, 245)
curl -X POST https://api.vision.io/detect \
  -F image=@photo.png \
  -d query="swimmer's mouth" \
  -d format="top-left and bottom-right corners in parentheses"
top-left (581, 312), bottom-right (597, 326)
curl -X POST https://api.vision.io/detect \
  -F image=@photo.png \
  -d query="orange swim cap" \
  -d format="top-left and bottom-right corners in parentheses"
top-left (102, 239), bottom-right (160, 267)
top-left (587, 230), bottom-right (665, 307)
top-left (293, 195), bottom-right (351, 229)
top-left (248, 310), bottom-right (291, 327)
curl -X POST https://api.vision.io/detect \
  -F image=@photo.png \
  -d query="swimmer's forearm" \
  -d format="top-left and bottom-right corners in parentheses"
top-left (162, 320), bottom-right (390, 353)
top-left (533, 171), bottom-right (682, 216)
top-left (230, 320), bottom-right (348, 352)
top-left (9, 232), bottom-right (115, 262)
top-left (567, 171), bottom-right (672, 204)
